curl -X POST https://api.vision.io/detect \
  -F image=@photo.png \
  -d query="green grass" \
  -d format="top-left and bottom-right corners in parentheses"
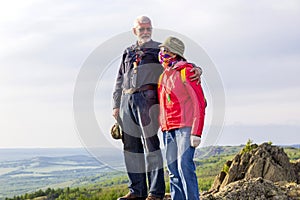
top-left (284, 147), bottom-right (300, 161)
top-left (6, 145), bottom-right (299, 200)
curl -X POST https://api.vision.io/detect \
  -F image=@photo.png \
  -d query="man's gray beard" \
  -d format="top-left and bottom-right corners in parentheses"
top-left (139, 37), bottom-right (151, 44)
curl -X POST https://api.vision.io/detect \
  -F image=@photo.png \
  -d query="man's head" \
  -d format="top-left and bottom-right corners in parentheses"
top-left (133, 16), bottom-right (152, 45)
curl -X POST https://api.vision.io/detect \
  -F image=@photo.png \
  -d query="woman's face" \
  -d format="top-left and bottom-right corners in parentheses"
top-left (159, 47), bottom-right (176, 68)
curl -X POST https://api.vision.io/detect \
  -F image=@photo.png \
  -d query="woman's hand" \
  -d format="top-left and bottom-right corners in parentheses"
top-left (190, 135), bottom-right (201, 147)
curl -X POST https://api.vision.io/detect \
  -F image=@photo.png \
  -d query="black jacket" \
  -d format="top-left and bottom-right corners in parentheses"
top-left (112, 40), bottom-right (163, 109)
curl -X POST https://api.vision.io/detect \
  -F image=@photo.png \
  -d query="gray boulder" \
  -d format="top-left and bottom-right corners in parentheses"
top-left (202, 143), bottom-right (300, 199)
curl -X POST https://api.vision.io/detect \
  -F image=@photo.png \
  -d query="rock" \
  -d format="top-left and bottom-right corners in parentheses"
top-left (209, 171), bottom-right (227, 193)
top-left (209, 143), bottom-right (298, 193)
top-left (291, 159), bottom-right (300, 183)
top-left (275, 181), bottom-right (300, 200)
top-left (202, 177), bottom-right (300, 200)
top-left (202, 143), bottom-right (300, 199)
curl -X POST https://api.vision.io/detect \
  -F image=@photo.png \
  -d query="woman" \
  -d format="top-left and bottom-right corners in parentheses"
top-left (158, 36), bottom-right (206, 200)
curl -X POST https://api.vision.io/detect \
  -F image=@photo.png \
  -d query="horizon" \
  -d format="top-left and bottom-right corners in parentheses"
top-left (0, 142), bottom-right (299, 149)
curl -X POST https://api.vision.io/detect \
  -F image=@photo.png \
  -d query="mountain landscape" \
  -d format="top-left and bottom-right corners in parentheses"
top-left (0, 148), bottom-right (125, 199)
top-left (0, 143), bottom-right (299, 200)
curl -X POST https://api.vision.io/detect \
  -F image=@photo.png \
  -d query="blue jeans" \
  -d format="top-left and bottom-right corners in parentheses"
top-left (120, 90), bottom-right (165, 198)
top-left (163, 127), bottom-right (200, 200)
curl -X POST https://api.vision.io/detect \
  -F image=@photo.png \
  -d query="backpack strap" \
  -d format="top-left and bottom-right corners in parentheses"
top-left (180, 66), bottom-right (208, 107)
top-left (158, 73), bottom-right (163, 88)
top-left (180, 68), bottom-right (186, 83)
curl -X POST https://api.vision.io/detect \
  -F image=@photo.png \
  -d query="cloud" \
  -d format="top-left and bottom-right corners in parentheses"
top-left (218, 124), bottom-right (300, 146)
top-left (225, 88), bottom-right (300, 125)
top-left (0, 0), bottom-right (299, 147)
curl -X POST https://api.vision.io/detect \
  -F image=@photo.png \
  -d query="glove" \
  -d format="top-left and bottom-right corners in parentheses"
top-left (190, 135), bottom-right (201, 147)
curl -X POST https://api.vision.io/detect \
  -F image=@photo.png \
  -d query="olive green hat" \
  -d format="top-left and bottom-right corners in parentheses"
top-left (159, 36), bottom-right (185, 59)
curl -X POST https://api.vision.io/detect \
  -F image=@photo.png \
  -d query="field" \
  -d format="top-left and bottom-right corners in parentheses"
top-left (1, 145), bottom-right (299, 200)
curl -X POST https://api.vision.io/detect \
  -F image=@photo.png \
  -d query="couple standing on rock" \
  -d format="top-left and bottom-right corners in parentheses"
top-left (112, 16), bottom-right (206, 200)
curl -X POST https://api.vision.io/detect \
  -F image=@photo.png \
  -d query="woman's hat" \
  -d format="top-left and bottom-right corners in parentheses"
top-left (159, 36), bottom-right (185, 59)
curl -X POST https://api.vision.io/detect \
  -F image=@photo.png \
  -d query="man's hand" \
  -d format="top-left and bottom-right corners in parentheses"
top-left (112, 108), bottom-right (120, 120)
top-left (189, 67), bottom-right (202, 85)
top-left (190, 135), bottom-right (201, 148)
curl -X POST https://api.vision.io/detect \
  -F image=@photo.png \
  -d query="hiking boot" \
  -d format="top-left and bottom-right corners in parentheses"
top-left (117, 192), bottom-right (146, 200)
top-left (145, 194), bottom-right (163, 200)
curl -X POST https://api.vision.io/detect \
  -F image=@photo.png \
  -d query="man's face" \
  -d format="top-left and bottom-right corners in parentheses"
top-left (133, 23), bottom-right (152, 44)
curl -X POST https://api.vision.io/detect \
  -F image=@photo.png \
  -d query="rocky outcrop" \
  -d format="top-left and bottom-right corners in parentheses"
top-left (202, 177), bottom-right (300, 200)
top-left (202, 143), bottom-right (300, 200)
top-left (292, 159), bottom-right (300, 183)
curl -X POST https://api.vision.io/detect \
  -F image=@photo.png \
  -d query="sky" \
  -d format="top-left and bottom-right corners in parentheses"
top-left (0, 0), bottom-right (300, 148)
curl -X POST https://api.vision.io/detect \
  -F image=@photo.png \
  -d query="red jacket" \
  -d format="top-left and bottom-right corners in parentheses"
top-left (158, 61), bottom-right (206, 137)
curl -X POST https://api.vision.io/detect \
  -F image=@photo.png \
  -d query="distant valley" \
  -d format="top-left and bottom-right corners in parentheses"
top-left (0, 144), bottom-right (299, 199)
top-left (0, 148), bottom-right (125, 199)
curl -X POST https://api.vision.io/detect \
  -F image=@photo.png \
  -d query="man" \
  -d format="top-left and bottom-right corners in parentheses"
top-left (112, 16), bottom-right (202, 200)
